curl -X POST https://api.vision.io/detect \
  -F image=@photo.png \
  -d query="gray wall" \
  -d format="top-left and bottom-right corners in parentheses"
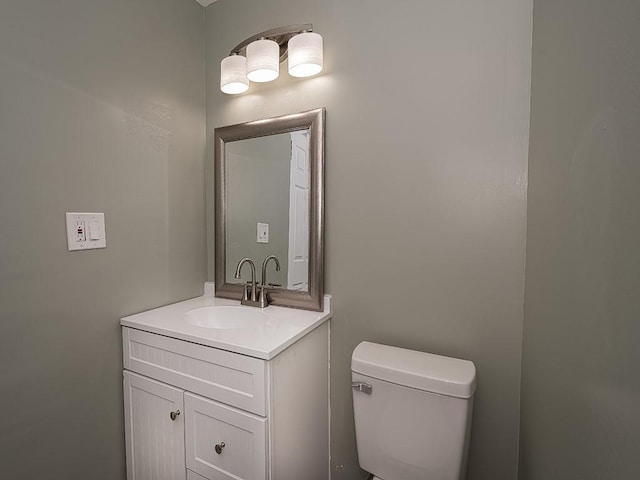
top-left (0, 1), bottom-right (205, 478)
top-left (205, 1), bottom-right (532, 478)
top-left (520, 0), bottom-right (640, 478)
top-left (226, 134), bottom-right (291, 286)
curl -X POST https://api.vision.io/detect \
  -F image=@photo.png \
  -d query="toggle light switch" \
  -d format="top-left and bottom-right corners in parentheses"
top-left (88, 221), bottom-right (101, 241)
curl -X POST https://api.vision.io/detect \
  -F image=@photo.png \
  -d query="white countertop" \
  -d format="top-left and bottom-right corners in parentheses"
top-left (121, 289), bottom-right (332, 360)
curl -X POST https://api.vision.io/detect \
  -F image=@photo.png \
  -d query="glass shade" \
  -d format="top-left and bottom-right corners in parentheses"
top-left (246, 39), bottom-right (280, 82)
top-left (220, 55), bottom-right (249, 94)
top-left (288, 32), bottom-right (323, 78)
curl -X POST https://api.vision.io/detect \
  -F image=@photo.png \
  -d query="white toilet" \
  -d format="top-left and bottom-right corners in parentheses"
top-left (351, 342), bottom-right (477, 480)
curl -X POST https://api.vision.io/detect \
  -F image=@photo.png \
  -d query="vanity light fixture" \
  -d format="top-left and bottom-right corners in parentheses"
top-left (220, 24), bottom-right (323, 94)
top-left (288, 31), bottom-right (323, 78)
top-left (246, 38), bottom-right (280, 82)
top-left (220, 54), bottom-right (249, 94)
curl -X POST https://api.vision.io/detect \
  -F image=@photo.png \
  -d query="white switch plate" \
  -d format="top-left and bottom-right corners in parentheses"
top-left (257, 222), bottom-right (269, 244)
top-left (66, 212), bottom-right (106, 251)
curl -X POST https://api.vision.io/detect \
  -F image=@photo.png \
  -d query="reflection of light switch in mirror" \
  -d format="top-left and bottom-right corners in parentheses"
top-left (257, 222), bottom-right (269, 243)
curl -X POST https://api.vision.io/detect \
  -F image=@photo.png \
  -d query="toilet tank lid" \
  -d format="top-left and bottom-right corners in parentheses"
top-left (351, 342), bottom-right (476, 398)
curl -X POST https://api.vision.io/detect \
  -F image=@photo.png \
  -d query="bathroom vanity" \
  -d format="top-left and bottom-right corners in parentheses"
top-left (120, 107), bottom-right (331, 480)
top-left (121, 286), bottom-right (331, 480)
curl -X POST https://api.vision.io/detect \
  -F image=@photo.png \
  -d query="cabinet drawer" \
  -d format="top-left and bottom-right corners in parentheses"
top-left (185, 393), bottom-right (268, 480)
top-left (123, 327), bottom-right (267, 415)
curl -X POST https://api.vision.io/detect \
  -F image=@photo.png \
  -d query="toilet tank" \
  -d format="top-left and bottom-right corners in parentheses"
top-left (351, 342), bottom-right (476, 480)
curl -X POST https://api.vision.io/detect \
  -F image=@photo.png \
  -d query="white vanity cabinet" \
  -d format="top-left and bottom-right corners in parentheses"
top-left (122, 315), bottom-right (329, 480)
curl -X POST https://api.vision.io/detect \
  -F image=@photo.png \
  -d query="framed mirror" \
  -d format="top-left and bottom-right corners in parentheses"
top-left (214, 108), bottom-right (325, 311)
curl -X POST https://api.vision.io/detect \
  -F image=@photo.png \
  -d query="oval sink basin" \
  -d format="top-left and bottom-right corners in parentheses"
top-left (184, 306), bottom-right (269, 329)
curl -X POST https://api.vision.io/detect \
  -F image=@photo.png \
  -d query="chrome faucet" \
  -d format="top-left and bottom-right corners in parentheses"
top-left (261, 255), bottom-right (281, 287)
top-left (234, 255), bottom-right (281, 308)
top-left (234, 257), bottom-right (260, 307)
top-left (258, 255), bottom-right (281, 308)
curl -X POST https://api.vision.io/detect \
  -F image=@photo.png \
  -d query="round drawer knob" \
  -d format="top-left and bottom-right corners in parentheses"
top-left (215, 442), bottom-right (226, 454)
top-left (169, 410), bottom-right (181, 421)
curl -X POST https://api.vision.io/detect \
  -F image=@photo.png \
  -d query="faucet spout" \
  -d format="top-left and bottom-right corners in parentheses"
top-left (234, 257), bottom-right (257, 303)
top-left (257, 255), bottom-right (281, 308)
top-left (261, 255), bottom-right (281, 286)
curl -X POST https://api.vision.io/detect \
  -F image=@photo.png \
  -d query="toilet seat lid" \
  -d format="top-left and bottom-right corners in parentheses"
top-left (351, 341), bottom-right (476, 398)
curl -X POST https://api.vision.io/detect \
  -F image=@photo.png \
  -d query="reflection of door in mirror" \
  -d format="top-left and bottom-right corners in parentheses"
top-left (288, 131), bottom-right (310, 290)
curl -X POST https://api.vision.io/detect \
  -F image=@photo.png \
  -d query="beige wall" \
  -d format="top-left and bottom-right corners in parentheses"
top-left (205, 1), bottom-right (532, 478)
top-left (520, 0), bottom-right (640, 478)
top-left (0, 1), bottom-right (205, 478)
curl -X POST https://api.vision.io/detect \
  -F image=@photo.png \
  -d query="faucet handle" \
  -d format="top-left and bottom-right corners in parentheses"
top-left (242, 281), bottom-right (252, 301)
top-left (257, 283), bottom-right (269, 308)
top-left (256, 282), bottom-right (283, 308)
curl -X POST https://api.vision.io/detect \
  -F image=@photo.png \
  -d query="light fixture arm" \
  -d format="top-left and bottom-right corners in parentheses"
top-left (229, 24), bottom-right (313, 62)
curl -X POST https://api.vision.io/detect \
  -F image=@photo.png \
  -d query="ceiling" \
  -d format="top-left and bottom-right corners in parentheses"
top-left (195, 0), bottom-right (218, 6)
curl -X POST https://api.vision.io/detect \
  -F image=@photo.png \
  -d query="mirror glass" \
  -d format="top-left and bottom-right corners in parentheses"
top-left (213, 108), bottom-right (325, 311)
top-left (225, 130), bottom-right (310, 291)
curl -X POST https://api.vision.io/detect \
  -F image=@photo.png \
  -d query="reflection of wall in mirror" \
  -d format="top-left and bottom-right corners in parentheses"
top-left (225, 133), bottom-right (294, 287)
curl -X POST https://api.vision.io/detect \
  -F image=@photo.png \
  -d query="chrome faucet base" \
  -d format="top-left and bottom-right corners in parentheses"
top-left (241, 283), bottom-right (261, 307)
top-left (240, 284), bottom-right (270, 308)
top-left (240, 297), bottom-right (264, 308)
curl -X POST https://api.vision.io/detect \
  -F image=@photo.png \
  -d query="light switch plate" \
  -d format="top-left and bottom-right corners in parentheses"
top-left (257, 222), bottom-right (269, 244)
top-left (66, 212), bottom-right (106, 251)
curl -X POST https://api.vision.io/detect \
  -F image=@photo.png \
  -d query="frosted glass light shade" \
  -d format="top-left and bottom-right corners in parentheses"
top-left (288, 32), bottom-right (323, 78)
top-left (246, 39), bottom-right (280, 82)
top-left (220, 55), bottom-right (249, 94)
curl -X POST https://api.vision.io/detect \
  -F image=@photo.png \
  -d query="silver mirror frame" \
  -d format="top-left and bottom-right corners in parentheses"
top-left (214, 108), bottom-right (325, 311)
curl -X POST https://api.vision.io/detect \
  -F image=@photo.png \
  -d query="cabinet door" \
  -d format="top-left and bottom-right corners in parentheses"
top-left (185, 393), bottom-right (267, 480)
top-left (124, 371), bottom-right (186, 480)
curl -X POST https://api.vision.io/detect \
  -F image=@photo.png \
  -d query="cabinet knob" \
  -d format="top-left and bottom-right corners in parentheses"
top-left (215, 442), bottom-right (226, 454)
top-left (169, 410), bottom-right (181, 421)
